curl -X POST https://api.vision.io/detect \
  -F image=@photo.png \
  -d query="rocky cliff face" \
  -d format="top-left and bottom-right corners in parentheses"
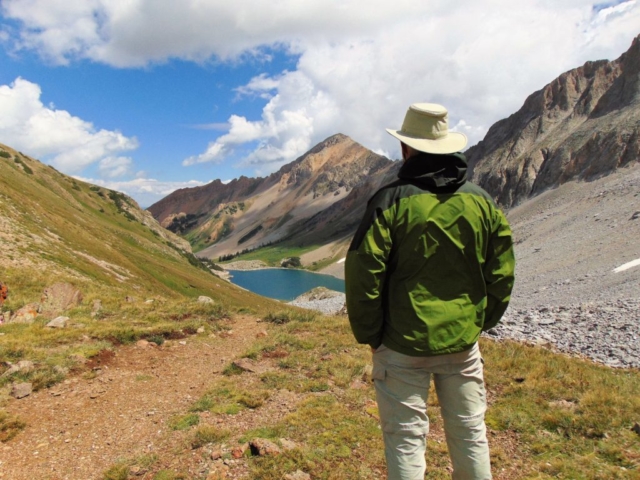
top-left (467, 35), bottom-right (640, 207)
top-left (148, 134), bottom-right (395, 256)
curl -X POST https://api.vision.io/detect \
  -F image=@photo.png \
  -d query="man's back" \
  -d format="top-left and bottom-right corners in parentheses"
top-left (345, 151), bottom-right (514, 356)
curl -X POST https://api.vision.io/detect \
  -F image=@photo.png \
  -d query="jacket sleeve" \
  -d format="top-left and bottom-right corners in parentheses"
top-left (344, 194), bottom-right (394, 348)
top-left (482, 207), bottom-right (515, 330)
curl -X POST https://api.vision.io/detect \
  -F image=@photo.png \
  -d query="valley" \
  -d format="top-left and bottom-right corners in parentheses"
top-left (1, 35), bottom-right (639, 480)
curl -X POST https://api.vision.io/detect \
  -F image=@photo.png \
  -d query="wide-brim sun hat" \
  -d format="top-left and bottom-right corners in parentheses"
top-left (386, 103), bottom-right (468, 154)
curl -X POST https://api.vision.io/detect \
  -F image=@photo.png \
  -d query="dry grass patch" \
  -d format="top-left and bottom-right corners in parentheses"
top-left (191, 425), bottom-right (232, 449)
top-left (0, 410), bottom-right (26, 442)
top-left (190, 379), bottom-right (271, 415)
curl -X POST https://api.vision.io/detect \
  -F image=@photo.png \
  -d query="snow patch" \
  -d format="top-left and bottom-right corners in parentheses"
top-left (613, 258), bottom-right (640, 273)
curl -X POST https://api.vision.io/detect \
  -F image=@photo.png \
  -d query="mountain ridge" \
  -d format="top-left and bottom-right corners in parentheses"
top-left (467, 34), bottom-right (640, 207)
top-left (148, 35), bottom-right (640, 271)
top-left (148, 134), bottom-right (396, 261)
top-left (0, 142), bottom-right (267, 307)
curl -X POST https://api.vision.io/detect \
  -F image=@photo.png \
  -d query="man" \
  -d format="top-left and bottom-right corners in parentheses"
top-left (345, 103), bottom-right (515, 479)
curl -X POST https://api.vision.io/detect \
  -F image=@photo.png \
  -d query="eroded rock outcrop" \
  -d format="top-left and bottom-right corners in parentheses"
top-left (468, 35), bottom-right (640, 207)
top-left (40, 283), bottom-right (83, 318)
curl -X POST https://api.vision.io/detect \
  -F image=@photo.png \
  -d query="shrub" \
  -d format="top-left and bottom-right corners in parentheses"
top-left (281, 256), bottom-right (301, 268)
top-left (13, 157), bottom-right (33, 174)
top-left (102, 462), bottom-right (129, 480)
top-left (0, 411), bottom-right (26, 442)
top-left (169, 413), bottom-right (199, 431)
top-left (191, 425), bottom-right (230, 449)
top-left (263, 311), bottom-right (291, 325)
top-left (147, 335), bottom-right (165, 346)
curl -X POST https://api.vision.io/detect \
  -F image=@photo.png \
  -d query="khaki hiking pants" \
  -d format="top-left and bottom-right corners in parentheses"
top-left (372, 343), bottom-right (492, 480)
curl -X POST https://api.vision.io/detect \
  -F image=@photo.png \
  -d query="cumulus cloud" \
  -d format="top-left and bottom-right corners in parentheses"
top-left (98, 156), bottom-right (134, 178)
top-left (0, 77), bottom-right (138, 173)
top-left (76, 176), bottom-right (209, 208)
top-left (3, 0), bottom-right (639, 171)
top-left (194, 0), bottom-right (639, 167)
top-left (1, 0), bottom-right (426, 66)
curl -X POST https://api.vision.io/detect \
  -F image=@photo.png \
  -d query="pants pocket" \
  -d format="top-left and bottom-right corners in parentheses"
top-left (372, 363), bottom-right (386, 381)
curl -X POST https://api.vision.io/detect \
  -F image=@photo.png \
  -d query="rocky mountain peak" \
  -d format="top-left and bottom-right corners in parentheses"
top-left (149, 134), bottom-right (395, 255)
top-left (467, 35), bottom-right (640, 207)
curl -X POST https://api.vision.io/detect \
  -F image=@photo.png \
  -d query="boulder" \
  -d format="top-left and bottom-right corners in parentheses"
top-left (279, 438), bottom-right (298, 451)
top-left (90, 299), bottom-right (102, 317)
top-left (9, 303), bottom-right (41, 324)
top-left (46, 316), bottom-right (69, 328)
top-left (41, 283), bottom-right (82, 317)
top-left (231, 443), bottom-right (249, 458)
top-left (197, 296), bottom-right (214, 304)
top-left (0, 281), bottom-right (8, 306)
top-left (232, 358), bottom-right (268, 374)
top-left (11, 382), bottom-right (32, 399)
top-left (249, 438), bottom-right (281, 456)
top-left (284, 471), bottom-right (311, 480)
top-left (1, 360), bottom-right (34, 378)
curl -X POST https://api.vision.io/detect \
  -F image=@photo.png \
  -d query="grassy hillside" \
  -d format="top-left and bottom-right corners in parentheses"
top-left (0, 143), bottom-right (279, 438)
top-left (0, 144), bottom-right (274, 307)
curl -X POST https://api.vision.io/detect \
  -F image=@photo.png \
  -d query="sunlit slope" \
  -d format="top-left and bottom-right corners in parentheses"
top-left (0, 144), bottom-right (270, 309)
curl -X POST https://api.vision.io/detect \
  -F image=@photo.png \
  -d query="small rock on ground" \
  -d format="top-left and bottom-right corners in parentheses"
top-left (11, 382), bottom-right (33, 399)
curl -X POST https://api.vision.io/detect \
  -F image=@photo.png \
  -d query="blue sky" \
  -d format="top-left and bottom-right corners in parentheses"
top-left (0, 1), bottom-right (638, 207)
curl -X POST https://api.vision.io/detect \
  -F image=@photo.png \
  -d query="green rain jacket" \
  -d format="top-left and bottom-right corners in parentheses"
top-left (345, 152), bottom-right (515, 356)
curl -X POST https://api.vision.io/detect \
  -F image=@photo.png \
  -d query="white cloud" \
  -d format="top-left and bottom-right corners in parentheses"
top-left (182, 141), bottom-right (226, 166)
top-left (98, 156), bottom-right (133, 178)
top-left (76, 176), bottom-right (208, 208)
top-left (0, 77), bottom-right (138, 172)
top-left (3, 1), bottom-right (639, 171)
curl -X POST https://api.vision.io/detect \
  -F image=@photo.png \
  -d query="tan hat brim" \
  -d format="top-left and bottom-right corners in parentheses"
top-left (386, 128), bottom-right (468, 155)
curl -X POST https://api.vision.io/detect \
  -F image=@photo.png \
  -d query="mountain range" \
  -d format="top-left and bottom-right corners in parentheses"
top-left (149, 35), bottom-right (640, 271)
top-left (148, 134), bottom-right (399, 267)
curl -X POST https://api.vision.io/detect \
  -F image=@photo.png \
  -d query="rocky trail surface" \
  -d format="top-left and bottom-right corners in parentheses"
top-left (0, 315), bottom-right (271, 480)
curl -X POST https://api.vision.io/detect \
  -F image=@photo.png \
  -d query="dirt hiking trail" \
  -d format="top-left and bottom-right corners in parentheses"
top-left (1, 315), bottom-right (265, 479)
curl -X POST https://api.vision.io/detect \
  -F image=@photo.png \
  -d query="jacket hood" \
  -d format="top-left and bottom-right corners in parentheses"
top-left (397, 152), bottom-right (467, 190)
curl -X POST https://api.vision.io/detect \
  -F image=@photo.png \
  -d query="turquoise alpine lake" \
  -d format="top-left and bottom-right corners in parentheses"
top-left (227, 268), bottom-right (345, 301)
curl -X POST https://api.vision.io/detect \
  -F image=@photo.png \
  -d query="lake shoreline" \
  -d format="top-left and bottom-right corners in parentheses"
top-left (225, 267), bottom-right (345, 302)
top-left (222, 259), bottom-right (344, 280)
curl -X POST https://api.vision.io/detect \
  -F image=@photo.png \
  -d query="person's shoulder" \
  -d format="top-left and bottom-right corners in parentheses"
top-left (367, 178), bottom-right (408, 208)
top-left (458, 181), bottom-right (498, 206)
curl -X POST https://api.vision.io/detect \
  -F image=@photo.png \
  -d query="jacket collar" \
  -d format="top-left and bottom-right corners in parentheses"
top-left (397, 152), bottom-right (467, 189)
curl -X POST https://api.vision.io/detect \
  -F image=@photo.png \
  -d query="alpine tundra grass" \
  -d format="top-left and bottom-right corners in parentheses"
top-left (145, 314), bottom-right (640, 480)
